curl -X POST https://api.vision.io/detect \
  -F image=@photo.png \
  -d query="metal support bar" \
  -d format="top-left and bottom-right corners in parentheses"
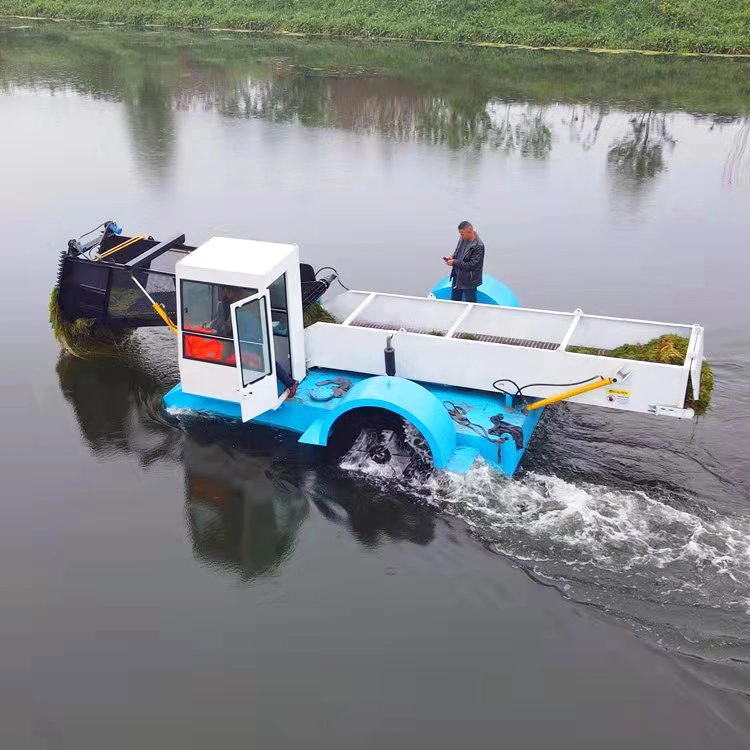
top-left (557, 308), bottom-right (583, 351)
top-left (127, 234), bottom-right (186, 270)
top-left (95, 235), bottom-right (143, 260)
top-left (446, 303), bottom-right (474, 338)
top-left (342, 293), bottom-right (376, 326)
top-left (130, 274), bottom-right (178, 334)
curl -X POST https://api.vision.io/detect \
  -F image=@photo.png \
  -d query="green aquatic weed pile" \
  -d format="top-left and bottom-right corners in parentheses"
top-left (3, 0), bottom-right (749, 54)
top-left (303, 301), bottom-right (337, 327)
top-left (50, 287), bottom-right (131, 358)
top-left (53, 285), bottom-right (334, 353)
top-left (570, 334), bottom-right (714, 413)
top-left (107, 287), bottom-right (144, 317)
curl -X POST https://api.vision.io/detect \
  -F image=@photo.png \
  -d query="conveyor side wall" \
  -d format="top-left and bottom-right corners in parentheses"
top-left (304, 323), bottom-right (692, 416)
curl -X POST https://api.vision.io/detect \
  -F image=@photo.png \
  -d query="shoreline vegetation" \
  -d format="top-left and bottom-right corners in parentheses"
top-left (1, 1), bottom-right (749, 56)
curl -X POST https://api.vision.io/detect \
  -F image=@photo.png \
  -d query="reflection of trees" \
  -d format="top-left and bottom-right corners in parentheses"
top-left (211, 74), bottom-right (330, 126)
top-left (487, 105), bottom-right (552, 159)
top-left (564, 105), bottom-right (609, 150)
top-left (208, 73), bottom-right (554, 157)
top-left (607, 112), bottom-right (675, 183)
top-left (514, 107), bottom-right (553, 159)
top-left (123, 67), bottom-right (177, 182)
top-left (416, 96), bottom-right (496, 151)
top-left (5, 27), bottom-right (748, 176)
top-left (1, 31), bottom-right (179, 180)
top-left (722, 117), bottom-right (750, 188)
top-left (1, 30), bottom-right (559, 160)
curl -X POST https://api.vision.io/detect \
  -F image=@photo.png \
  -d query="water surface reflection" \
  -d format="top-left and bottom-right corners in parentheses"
top-left (56, 346), bottom-right (436, 581)
top-left (4, 26), bottom-right (749, 736)
top-left (1, 24), bottom-right (748, 189)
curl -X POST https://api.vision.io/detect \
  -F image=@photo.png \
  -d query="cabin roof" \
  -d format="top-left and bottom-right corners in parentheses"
top-left (178, 237), bottom-right (296, 278)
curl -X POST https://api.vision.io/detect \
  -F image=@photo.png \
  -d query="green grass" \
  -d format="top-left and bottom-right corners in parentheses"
top-left (50, 287), bottom-right (132, 358)
top-left (569, 335), bottom-right (714, 413)
top-left (303, 301), bottom-right (337, 327)
top-left (2, 0), bottom-right (749, 54)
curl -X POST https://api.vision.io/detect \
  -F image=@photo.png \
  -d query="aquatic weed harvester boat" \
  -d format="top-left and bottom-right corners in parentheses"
top-left (54, 221), bottom-right (709, 477)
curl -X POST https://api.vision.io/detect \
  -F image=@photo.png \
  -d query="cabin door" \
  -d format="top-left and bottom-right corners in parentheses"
top-left (230, 291), bottom-right (280, 422)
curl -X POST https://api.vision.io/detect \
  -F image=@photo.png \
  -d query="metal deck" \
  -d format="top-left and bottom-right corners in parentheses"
top-left (351, 319), bottom-right (559, 350)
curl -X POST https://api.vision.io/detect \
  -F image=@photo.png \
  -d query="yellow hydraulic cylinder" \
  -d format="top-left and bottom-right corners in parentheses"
top-left (524, 377), bottom-right (614, 412)
top-left (151, 301), bottom-right (178, 334)
top-left (129, 274), bottom-right (178, 334)
top-left (96, 235), bottom-right (144, 260)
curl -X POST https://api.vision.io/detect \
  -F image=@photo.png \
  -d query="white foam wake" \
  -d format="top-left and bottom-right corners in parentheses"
top-left (340, 439), bottom-right (750, 654)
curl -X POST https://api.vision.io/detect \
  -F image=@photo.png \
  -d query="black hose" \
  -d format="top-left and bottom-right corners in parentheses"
top-left (492, 375), bottom-right (604, 410)
top-left (492, 375), bottom-right (601, 399)
top-left (315, 266), bottom-right (350, 291)
top-left (443, 400), bottom-right (500, 443)
top-left (491, 378), bottom-right (522, 397)
top-left (76, 221), bottom-right (108, 241)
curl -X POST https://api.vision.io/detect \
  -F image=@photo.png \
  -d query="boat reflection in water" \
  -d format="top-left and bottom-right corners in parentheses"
top-left (183, 436), bottom-right (309, 580)
top-left (55, 345), bottom-right (436, 581)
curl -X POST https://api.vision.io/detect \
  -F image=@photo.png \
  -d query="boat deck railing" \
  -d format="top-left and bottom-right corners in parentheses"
top-left (323, 290), bottom-right (698, 364)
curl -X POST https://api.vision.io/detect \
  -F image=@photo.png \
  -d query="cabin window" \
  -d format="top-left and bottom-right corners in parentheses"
top-left (268, 273), bottom-right (293, 382)
top-left (181, 280), bottom-right (257, 366)
top-left (235, 297), bottom-right (272, 387)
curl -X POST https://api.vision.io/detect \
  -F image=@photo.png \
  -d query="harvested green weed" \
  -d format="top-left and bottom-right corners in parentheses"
top-left (50, 287), bottom-right (131, 358)
top-left (570, 334), bottom-right (713, 413)
top-left (303, 301), bottom-right (337, 327)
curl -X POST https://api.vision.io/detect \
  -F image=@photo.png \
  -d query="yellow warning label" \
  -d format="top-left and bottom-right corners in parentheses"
top-left (607, 388), bottom-right (631, 397)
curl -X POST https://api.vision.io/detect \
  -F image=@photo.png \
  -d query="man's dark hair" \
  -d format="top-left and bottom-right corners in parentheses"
top-left (457, 220), bottom-right (472, 230)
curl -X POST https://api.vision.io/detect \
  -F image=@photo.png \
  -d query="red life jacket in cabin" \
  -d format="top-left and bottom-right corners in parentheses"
top-left (183, 326), bottom-right (225, 362)
top-left (183, 326), bottom-right (261, 369)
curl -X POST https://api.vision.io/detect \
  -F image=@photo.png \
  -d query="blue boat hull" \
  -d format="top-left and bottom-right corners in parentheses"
top-left (164, 367), bottom-right (543, 476)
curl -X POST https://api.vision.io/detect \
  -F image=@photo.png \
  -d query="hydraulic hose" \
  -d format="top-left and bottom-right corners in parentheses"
top-left (523, 377), bottom-right (613, 411)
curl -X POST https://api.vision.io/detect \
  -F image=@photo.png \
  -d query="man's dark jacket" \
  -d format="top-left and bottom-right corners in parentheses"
top-left (451, 234), bottom-right (485, 290)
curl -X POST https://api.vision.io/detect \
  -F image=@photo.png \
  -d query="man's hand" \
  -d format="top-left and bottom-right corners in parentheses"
top-left (445, 257), bottom-right (454, 266)
top-left (288, 381), bottom-right (298, 398)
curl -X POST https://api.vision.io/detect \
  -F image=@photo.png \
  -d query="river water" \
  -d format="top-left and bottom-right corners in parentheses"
top-left (2, 22), bottom-right (749, 748)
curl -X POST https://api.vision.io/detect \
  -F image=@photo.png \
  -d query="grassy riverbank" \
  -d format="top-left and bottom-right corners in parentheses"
top-left (2, 0), bottom-right (749, 54)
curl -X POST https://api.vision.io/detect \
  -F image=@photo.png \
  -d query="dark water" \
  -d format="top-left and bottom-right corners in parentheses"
top-left (2, 22), bottom-right (750, 747)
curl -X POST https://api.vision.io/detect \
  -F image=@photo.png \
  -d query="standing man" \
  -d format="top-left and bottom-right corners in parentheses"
top-left (444, 220), bottom-right (485, 303)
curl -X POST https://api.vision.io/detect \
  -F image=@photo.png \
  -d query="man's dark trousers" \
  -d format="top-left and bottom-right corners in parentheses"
top-left (451, 287), bottom-right (477, 303)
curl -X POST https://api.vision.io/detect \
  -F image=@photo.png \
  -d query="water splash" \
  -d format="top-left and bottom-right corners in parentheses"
top-left (339, 436), bottom-right (750, 661)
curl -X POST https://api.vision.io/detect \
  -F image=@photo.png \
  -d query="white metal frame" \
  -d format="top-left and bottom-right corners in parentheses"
top-left (306, 290), bottom-right (703, 418)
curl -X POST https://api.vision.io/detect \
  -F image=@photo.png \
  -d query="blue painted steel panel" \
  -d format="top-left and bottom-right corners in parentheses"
top-left (444, 446), bottom-right (480, 474)
top-left (163, 384), bottom-right (241, 419)
top-left (298, 376), bottom-right (457, 470)
top-left (163, 368), bottom-right (543, 476)
top-left (431, 274), bottom-right (520, 307)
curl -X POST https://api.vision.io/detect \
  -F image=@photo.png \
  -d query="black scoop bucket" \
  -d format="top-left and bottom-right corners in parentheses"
top-left (56, 225), bottom-right (336, 332)
top-left (56, 233), bottom-right (189, 329)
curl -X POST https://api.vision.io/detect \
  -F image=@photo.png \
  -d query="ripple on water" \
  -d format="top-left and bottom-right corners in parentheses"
top-left (339, 428), bottom-right (750, 664)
